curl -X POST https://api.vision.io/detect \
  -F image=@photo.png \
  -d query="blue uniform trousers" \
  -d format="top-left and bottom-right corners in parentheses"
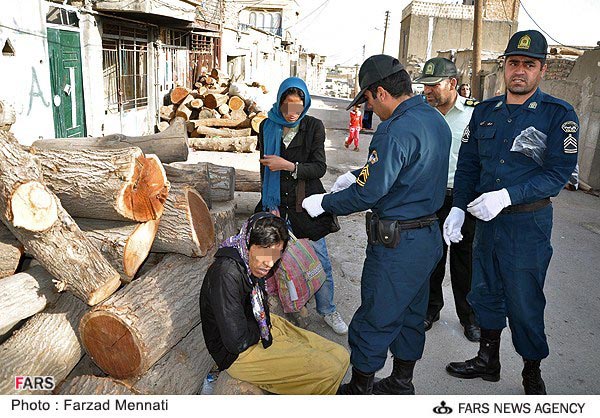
top-left (468, 205), bottom-right (553, 360)
top-left (348, 224), bottom-right (442, 373)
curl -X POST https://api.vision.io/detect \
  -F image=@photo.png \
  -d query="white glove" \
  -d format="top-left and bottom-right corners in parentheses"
top-left (443, 207), bottom-right (466, 245)
top-left (467, 189), bottom-right (512, 221)
top-left (302, 194), bottom-right (326, 218)
top-left (331, 171), bottom-right (356, 193)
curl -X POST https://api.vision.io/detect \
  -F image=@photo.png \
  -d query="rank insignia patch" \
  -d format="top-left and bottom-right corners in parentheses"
top-left (495, 101), bottom-right (503, 109)
top-left (356, 165), bottom-right (369, 187)
top-left (528, 102), bottom-right (538, 109)
top-left (368, 150), bottom-right (378, 165)
top-left (561, 121), bottom-right (579, 133)
top-left (564, 135), bottom-right (577, 153)
top-left (462, 126), bottom-right (470, 143)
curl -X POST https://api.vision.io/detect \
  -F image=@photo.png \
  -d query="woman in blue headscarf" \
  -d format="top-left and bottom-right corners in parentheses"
top-left (256, 77), bottom-right (348, 335)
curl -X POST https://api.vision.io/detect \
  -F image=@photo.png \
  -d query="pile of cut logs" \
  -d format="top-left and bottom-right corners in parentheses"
top-left (0, 120), bottom-right (251, 395)
top-left (158, 68), bottom-right (268, 153)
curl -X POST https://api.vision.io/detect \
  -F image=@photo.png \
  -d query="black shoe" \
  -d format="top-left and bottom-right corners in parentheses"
top-left (522, 359), bottom-right (546, 395)
top-left (337, 367), bottom-right (375, 395)
top-left (373, 358), bottom-right (416, 395)
top-left (424, 312), bottom-right (440, 331)
top-left (463, 323), bottom-right (481, 342)
top-left (446, 328), bottom-right (502, 382)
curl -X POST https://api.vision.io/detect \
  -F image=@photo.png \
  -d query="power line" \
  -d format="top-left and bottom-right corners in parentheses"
top-left (518, 0), bottom-right (573, 48)
top-left (284, 0), bottom-right (329, 30)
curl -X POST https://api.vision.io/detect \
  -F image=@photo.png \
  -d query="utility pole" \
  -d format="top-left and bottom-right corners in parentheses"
top-left (362, 44), bottom-right (366, 62)
top-left (382, 11), bottom-right (390, 54)
top-left (472, 0), bottom-right (483, 100)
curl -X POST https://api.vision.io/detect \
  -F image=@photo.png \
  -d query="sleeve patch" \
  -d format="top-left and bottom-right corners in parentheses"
top-left (368, 150), bottom-right (379, 164)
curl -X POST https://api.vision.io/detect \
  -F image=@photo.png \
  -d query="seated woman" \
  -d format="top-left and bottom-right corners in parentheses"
top-left (199, 212), bottom-right (349, 395)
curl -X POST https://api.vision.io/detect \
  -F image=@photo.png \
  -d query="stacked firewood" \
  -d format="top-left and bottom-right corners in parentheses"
top-left (0, 123), bottom-right (243, 395)
top-left (158, 68), bottom-right (268, 153)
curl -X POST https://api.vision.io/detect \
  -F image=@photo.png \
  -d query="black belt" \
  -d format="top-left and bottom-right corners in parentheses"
top-left (366, 213), bottom-right (438, 248)
top-left (445, 188), bottom-right (453, 197)
top-left (501, 198), bottom-right (551, 214)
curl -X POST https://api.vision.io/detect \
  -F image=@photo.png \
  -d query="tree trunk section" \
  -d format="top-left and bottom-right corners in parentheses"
top-left (195, 126), bottom-right (251, 138)
top-left (175, 94), bottom-right (194, 120)
top-left (235, 169), bottom-right (261, 192)
top-left (210, 200), bottom-right (237, 247)
top-left (233, 191), bottom-right (262, 216)
top-left (170, 86), bottom-right (191, 104)
top-left (1, 131), bottom-right (121, 305)
top-left (79, 254), bottom-right (213, 379)
top-left (30, 144), bottom-right (168, 222)
top-left (203, 93), bottom-right (229, 109)
top-left (152, 185), bottom-right (215, 257)
top-left (76, 218), bottom-right (160, 283)
top-left (0, 223), bottom-right (23, 279)
top-left (217, 103), bottom-right (230, 116)
top-left (57, 375), bottom-right (133, 395)
top-left (164, 162), bottom-right (235, 203)
top-left (0, 266), bottom-right (59, 336)
top-left (228, 95), bottom-right (245, 112)
top-left (32, 117), bottom-right (189, 164)
top-left (251, 112), bottom-right (268, 133)
top-left (0, 293), bottom-right (87, 394)
top-left (159, 105), bottom-right (175, 121)
top-left (189, 136), bottom-right (257, 153)
top-left (190, 117), bottom-right (252, 129)
top-left (189, 98), bottom-right (203, 109)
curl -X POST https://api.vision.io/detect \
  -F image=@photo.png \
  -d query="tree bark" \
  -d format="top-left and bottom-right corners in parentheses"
top-left (30, 144), bottom-right (168, 222)
top-left (0, 223), bottom-right (23, 279)
top-left (57, 375), bottom-right (133, 395)
top-left (189, 136), bottom-right (257, 153)
top-left (0, 265), bottom-right (59, 336)
top-left (76, 218), bottom-right (160, 283)
top-left (1, 131), bottom-right (121, 305)
top-left (32, 117), bottom-right (189, 164)
top-left (175, 94), bottom-right (194, 121)
top-left (156, 121), bottom-right (170, 132)
top-left (190, 117), bottom-right (252, 129)
top-left (235, 169), bottom-right (261, 192)
top-left (0, 293), bottom-right (88, 394)
top-left (195, 126), bottom-right (251, 138)
top-left (79, 254), bottom-right (213, 379)
top-left (210, 200), bottom-right (238, 247)
top-left (164, 161), bottom-right (235, 203)
top-left (152, 184), bottom-right (215, 257)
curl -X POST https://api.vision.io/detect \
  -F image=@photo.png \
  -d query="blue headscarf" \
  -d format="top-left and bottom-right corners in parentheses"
top-left (261, 77), bottom-right (312, 211)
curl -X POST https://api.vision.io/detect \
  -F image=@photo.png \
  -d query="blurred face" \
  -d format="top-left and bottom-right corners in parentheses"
top-left (423, 78), bottom-right (456, 108)
top-left (364, 89), bottom-right (386, 120)
top-left (459, 85), bottom-right (471, 97)
top-left (504, 56), bottom-right (546, 96)
top-left (280, 94), bottom-right (304, 123)
top-left (248, 242), bottom-right (285, 278)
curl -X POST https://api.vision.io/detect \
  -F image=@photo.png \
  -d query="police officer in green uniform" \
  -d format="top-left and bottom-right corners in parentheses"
top-left (444, 30), bottom-right (579, 394)
top-left (302, 55), bottom-right (451, 395)
top-left (414, 57), bottom-right (480, 342)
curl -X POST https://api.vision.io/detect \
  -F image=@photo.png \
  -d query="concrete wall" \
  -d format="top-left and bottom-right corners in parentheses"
top-left (0, 0), bottom-right (55, 143)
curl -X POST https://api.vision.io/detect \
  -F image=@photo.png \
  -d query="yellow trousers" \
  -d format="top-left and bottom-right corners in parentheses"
top-left (226, 314), bottom-right (350, 395)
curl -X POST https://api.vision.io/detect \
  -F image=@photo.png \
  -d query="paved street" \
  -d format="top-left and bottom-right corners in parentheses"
top-left (192, 94), bottom-right (600, 395)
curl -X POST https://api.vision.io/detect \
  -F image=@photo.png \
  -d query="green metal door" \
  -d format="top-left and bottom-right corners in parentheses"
top-left (47, 28), bottom-right (86, 137)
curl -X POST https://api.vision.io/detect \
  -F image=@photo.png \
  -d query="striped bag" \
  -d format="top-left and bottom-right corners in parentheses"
top-left (266, 233), bottom-right (325, 313)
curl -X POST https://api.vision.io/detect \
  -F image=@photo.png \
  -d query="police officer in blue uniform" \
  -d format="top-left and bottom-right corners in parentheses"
top-left (444, 30), bottom-right (579, 395)
top-left (302, 55), bottom-right (451, 395)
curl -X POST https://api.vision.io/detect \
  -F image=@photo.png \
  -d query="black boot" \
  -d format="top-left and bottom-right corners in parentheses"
top-left (372, 358), bottom-right (416, 395)
top-left (337, 367), bottom-right (374, 395)
top-left (446, 328), bottom-right (502, 382)
top-left (522, 359), bottom-right (546, 395)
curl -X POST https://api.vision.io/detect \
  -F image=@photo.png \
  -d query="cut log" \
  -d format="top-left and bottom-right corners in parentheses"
top-left (64, 354), bottom-right (107, 382)
top-left (213, 371), bottom-right (269, 395)
top-left (152, 184), bottom-right (215, 257)
top-left (210, 68), bottom-right (228, 82)
top-left (156, 121), bottom-right (170, 132)
top-left (175, 94), bottom-right (194, 121)
top-left (231, 109), bottom-right (248, 121)
top-left (121, 324), bottom-right (212, 394)
top-left (76, 218), bottom-right (160, 283)
top-left (0, 223), bottom-right (23, 279)
top-left (0, 293), bottom-right (87, 394)
top-left (33, 117), bottom-right (188, 164)
top-left (159, 104), bottom-right (175, 121)
top-left (251, 112), bottom-right (268, 133)
top-left (203, 93), bottom-right (228, 109)
top-left (217, 103), bottom-right (230, 116)
top-left (0, 266), bottom-right (59, 336)
top-left (198, 108), bottom-right (216, 119)
top-left (57, 375), bottom-right (133, 395)
top-left (29, 145), bottom-right (168, 222)
top-left (210, 200), bottom-right (238, 247)
top-left (195, 126), bottom-right (251, 138)
top-left (79, 254), bottom-right (213, 379)
top-left (235, 169), bottom-right (261, 192)
top-left (189, 136), bottom-right (257, 153)
top-left (1, 131), bottom-right (121, 305)
top-left (228, 95), bottom-right (245, 112)
top-left (0, 100), bottom-right (16, 131)
top-left (170, 86), bottom-right (191, 104)
top-left (234, 191), bottom-right (262, 216)
top-left (191, 117), bottom-right (252, 129)
top-left (189, 98), bottom-right (203, 109)
top-left (165, 162), bottom-right (235, 203)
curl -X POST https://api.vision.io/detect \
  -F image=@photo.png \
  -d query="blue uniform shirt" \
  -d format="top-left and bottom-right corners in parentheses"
top-left (453, 88), bottom-right (579, 210)
top-left (322, 95), bottom-right (451, 220)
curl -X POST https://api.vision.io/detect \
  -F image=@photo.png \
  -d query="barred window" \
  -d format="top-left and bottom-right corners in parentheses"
top-left (102, 23), bottom-right (148, 112)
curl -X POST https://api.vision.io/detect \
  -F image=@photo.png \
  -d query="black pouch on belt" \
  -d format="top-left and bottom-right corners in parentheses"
top-left (366, 212), bottom-right (401, 248)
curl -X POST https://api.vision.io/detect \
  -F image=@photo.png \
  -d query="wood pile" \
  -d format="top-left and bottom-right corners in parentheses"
top-left (0, 125), bottom-right (242, 395)
top-left (159, 69), bottom-right (268, 153)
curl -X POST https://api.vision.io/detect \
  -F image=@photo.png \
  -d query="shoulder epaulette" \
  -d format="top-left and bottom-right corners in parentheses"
top-left (541, 93), bottom-right (574, 111)
top-left (464, 99), bottom-right (479, 107)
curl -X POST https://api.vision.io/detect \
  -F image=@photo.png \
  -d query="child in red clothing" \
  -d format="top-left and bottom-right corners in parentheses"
top-left (344, 105), bottom-right (362, 151)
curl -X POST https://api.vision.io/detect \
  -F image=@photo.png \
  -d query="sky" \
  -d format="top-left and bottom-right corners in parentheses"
top-left (293, 0), bottom-right (600, 66)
